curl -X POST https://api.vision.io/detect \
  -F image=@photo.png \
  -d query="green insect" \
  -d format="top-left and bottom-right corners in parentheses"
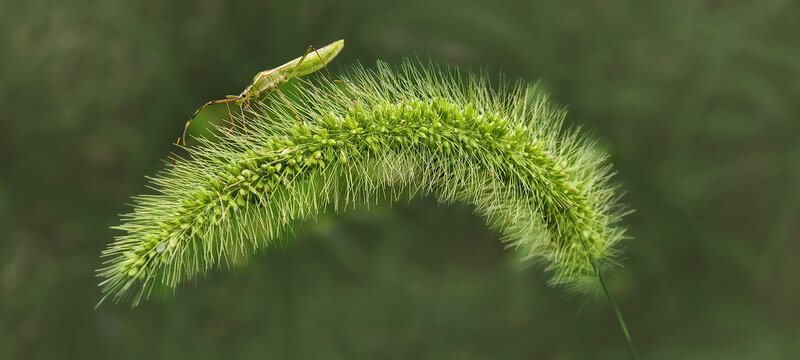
top-left (179, 39), bottom-right (345, 145)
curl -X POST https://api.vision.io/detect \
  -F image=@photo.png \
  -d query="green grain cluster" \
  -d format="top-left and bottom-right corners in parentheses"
top-left (98, 61), bottom-right (629, 306)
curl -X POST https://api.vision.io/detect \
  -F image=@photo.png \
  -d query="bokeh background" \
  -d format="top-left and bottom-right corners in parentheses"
top-left (1, 0), bottom-right (799, 358)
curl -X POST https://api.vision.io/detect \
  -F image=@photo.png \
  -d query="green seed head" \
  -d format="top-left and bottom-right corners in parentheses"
top-left (98, 59), bottom-right (629, 306)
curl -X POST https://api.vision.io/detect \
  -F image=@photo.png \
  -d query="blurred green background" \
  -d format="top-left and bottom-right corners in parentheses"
top-left (1, 0), bottom-right (799, 358)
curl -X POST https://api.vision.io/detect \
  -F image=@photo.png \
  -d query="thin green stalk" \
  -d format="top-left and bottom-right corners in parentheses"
top-left (596, 265), bottom-right (639, 360)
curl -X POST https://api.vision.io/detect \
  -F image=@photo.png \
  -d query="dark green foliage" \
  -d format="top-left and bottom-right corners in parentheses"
top-left (3, 0), bottom-right (799, 358)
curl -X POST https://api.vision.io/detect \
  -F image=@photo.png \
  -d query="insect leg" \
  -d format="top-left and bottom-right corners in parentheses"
top-left (310, 45), bottom-right (346, 84)
top-left (286, 45), bottom-right (346, 85)
top-left (180, 97), bottom-right (239, 146)
top-left (225, 101), bottom-right (250, 137)
top-left (286, 46), bottom-right (314, 80)
top-left (275, 85), bottom-right (303, 124)
top-left (224, 101), bottom-right (235, 133)
top-left (288, 45), bottom-right (352, 105)
top-left (295, 77), bottom-right (352, 106)
top-left (241, 100), bottom-right (249, 138)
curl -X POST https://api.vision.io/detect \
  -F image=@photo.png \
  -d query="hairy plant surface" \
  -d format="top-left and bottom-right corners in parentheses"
top-left (99, 60), bottom-right (629, 306)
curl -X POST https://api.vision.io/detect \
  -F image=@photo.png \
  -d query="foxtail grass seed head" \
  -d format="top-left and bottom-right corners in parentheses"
top-left (98, 59), bottom-right (630, 306)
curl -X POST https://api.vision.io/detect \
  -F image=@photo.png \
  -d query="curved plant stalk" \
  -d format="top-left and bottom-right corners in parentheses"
top-left (99, 60), bottom-right (630, 309)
